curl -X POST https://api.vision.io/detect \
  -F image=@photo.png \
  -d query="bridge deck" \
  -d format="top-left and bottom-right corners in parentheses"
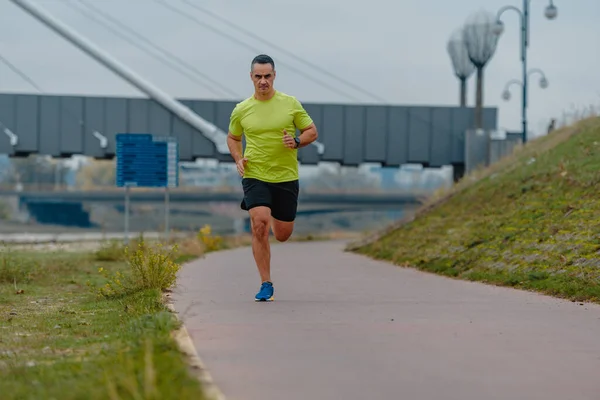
top-left (0, 190), bottom-right (425, 205)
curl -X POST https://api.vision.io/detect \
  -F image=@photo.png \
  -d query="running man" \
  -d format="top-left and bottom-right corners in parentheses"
top-left (227, 54), bottom-right (319, 301)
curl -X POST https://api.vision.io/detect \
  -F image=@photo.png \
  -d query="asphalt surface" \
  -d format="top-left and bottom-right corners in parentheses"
top-left (173, 241), bottom-right (600, 400)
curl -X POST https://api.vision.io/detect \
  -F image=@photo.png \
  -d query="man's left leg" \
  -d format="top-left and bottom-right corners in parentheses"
top-left (271, 218), bottom-right (294, 242)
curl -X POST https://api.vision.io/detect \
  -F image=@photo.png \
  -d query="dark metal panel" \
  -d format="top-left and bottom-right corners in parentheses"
top-left (12, 95), bottom-right (39, 154)
top-left (450, 107), bottom-right (474, 164)
top-left (39, 96), bottom-right (61, 157)
top-left (149, 101), bottom-right (172, 137)
top-left (127, 98), bottom-right (149, 133)
top-left (104, 97), bottom-right (128, 156)
top-left (215, 101), bottom-right (237, 132)
top-left (364, 105), bottom-right (388, 163)
top-left (384, 106), bottom-right (409, 167)
top-left (0, 94), bottom-right (16, 155)
top-left (429, 107), bottom-right (453, 167)
top-left (298, 103), bottom-right (322, 165)
top-left (320, 104), bottom-right (344, 162)
top-left (172, 99), bottom-right (194, 161)
top-left (60, 96), bottom-right (84, 156)
top-left (407, 107), bottom-right (431, 164)
top-left (14, 94), bottom-right (39, 154)
top-left (190, 100), bottom-right (217, 158)
top-left (83, 97), bottom-right (106, 158)
top-left (299, 145), bottom-right (319, 166)
top-left (482, 107), bottom-right (498, 130)
top-left (343, 105), bottom-right (365, 166)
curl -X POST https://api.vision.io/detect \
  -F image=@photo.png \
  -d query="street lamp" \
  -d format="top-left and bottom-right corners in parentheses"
top-left (502, 68), bottom-right (549, 102)
top-left (462, 10), bottom-right (500, 130)
top-left (447, 27), bottom-right (476, 107)
top-left (545, 1), bottom-right (558, 19)
top-left (493, 0), bottom-right (558, 143)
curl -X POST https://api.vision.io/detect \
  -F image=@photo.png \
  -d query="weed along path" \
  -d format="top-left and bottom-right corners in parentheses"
top-left (173, 240), bottom-right (600, 400)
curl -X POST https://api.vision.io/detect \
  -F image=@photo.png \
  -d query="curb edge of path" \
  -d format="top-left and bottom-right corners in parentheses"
top-left (164, 296), bottom-right (227, 400)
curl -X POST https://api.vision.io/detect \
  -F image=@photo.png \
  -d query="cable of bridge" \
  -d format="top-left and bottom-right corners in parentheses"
top-left (152, 0), bottom-right (475, 144)
top-left (2, 1), bottom-right (486, 165)
top-left (0, 53), bottom-right (44, 92)
top-left (153, 0), bottom-right (367, 103)
top-left (178, 0), bottom-right (389, 104)
top-left (65, 0), bottom-right (241, 99)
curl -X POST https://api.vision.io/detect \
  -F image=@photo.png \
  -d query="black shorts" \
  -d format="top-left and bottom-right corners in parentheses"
top-left (240, 178), bottom-right (299, 222)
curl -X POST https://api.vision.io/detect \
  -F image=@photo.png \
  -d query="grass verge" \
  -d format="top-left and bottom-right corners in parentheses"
top-left (0, 240), bottom-right (208, 400)
top-left (351, 117), bottom-right (600, 303)
top-left (0, 226), bottom-right (353, 398)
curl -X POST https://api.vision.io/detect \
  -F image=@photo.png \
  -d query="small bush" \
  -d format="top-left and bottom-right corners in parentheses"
top-left (0, 249), bottom-right (39, 285)
top-left (197, 224), bottom-right (225, 253)
top-left (94, 240), bottom-right (126, 262)
top-left (92, 238), bottom-right (181, 298)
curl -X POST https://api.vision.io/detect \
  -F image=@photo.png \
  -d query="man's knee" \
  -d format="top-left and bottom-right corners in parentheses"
top-left (272, 220), bottom-right (294, 242)
top-left (274, 230), bottom-right (292, 242)
top-left (250, 210), bottom-right (270, 239)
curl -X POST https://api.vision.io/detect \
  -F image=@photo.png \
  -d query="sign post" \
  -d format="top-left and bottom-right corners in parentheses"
top-left (116, 133), bottom-right (179, 244)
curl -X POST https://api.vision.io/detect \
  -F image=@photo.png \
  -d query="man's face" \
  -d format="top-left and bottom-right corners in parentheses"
top-left (251, 63), bottom-right (276, 94)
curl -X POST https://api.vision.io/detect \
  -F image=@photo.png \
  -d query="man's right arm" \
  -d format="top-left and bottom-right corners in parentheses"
top-left (227, 105), bottom-right (244, 162)
top-left (227, 132), bottom-right (243, 163)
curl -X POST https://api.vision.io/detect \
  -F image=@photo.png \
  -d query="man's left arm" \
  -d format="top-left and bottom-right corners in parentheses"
top-left (296, 123), bottom-right (318, 148)
top-left (293, 98), bottom-right (318, 148)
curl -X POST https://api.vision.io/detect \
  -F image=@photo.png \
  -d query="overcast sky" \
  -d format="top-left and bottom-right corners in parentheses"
top-left (0, 0), bottom-right (598, 138)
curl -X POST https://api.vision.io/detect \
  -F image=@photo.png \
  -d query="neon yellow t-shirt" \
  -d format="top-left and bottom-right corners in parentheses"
top-left (228, 91), bottom-right (313, 183)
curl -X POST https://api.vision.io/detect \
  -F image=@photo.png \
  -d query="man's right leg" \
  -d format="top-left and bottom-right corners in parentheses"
top-left (249, 206), bottom-right (275, 301)
top-left (249, 206), bottom-right (272, 283)
top-left (241, 178), bottom-right (275, 301)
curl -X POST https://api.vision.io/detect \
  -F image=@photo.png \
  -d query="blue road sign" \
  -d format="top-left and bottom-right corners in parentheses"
top-left (116, 133), bottom-right (179, 188)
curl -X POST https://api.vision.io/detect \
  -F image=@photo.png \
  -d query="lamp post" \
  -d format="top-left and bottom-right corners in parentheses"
top-left (502, 68), bottom-right (549, 103)
top-left (462, 10), bottom-right (500, 130)
top-left (493, 0), bottom-right (558, 143)
top-left (447, 27), bottom-right (476, 107)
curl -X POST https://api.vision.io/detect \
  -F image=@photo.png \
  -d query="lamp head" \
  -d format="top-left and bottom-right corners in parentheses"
top-left (492, 20), bottom-right (505, 35)
top-left (545, 4), bottom-right (558, 19)
top-left (502, 90), bottom-right (511, 101)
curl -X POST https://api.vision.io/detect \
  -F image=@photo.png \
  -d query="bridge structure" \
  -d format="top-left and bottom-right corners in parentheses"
top-left (0, 0), bottom-right (502, 184)
top-left (0, 189), bottom-right (424, 205)
top-left (0, 92), bottom-right (498, 175)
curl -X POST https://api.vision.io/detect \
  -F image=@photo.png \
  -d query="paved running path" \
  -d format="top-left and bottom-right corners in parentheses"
top-left (172, 241), bottom-right (600, 400)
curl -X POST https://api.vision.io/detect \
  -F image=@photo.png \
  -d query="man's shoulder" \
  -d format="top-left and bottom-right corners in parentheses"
top-left (274, 91), bottom-right (300, 104)
top-left (231, 95), bottom-right (256, 115)
top-left (234, 95), bottom-right (253, 107)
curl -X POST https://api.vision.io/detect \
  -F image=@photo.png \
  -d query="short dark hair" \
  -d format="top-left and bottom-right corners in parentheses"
top-left (251, 54), bottom-right (275, 71)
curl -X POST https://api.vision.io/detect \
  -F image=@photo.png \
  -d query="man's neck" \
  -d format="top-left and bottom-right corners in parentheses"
top-left (254, 89), bottom-right (276, 101)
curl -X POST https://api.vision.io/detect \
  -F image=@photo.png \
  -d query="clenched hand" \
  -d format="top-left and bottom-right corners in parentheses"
top-left (236, 157), bottom-right (248, 176)
top-left (282, 129), bottom-right (297, 149)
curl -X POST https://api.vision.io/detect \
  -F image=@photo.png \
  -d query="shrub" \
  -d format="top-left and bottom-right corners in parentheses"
top-left (92, 238), bottom-right (181, 298)
top-left (94, 240), bottom-right (126, 262)
top-left (197, 224), bottom-right (225, 253)
top-left (0, 249), bottom-right (39, 285)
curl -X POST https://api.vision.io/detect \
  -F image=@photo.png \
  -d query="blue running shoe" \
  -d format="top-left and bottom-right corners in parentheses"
top-left (255, 281), bottom-right (274, 302)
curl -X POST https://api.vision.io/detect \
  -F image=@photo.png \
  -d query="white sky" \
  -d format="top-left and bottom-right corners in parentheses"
top-left (0, 0), bottom-right (598, 139)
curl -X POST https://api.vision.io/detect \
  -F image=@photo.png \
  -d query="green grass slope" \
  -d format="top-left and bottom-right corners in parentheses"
top-left (352, 117), bottom-right (600, 303)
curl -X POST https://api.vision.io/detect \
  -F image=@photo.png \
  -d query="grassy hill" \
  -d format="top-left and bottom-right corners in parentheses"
top-left (350, 117), bottom-right (600, 303)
